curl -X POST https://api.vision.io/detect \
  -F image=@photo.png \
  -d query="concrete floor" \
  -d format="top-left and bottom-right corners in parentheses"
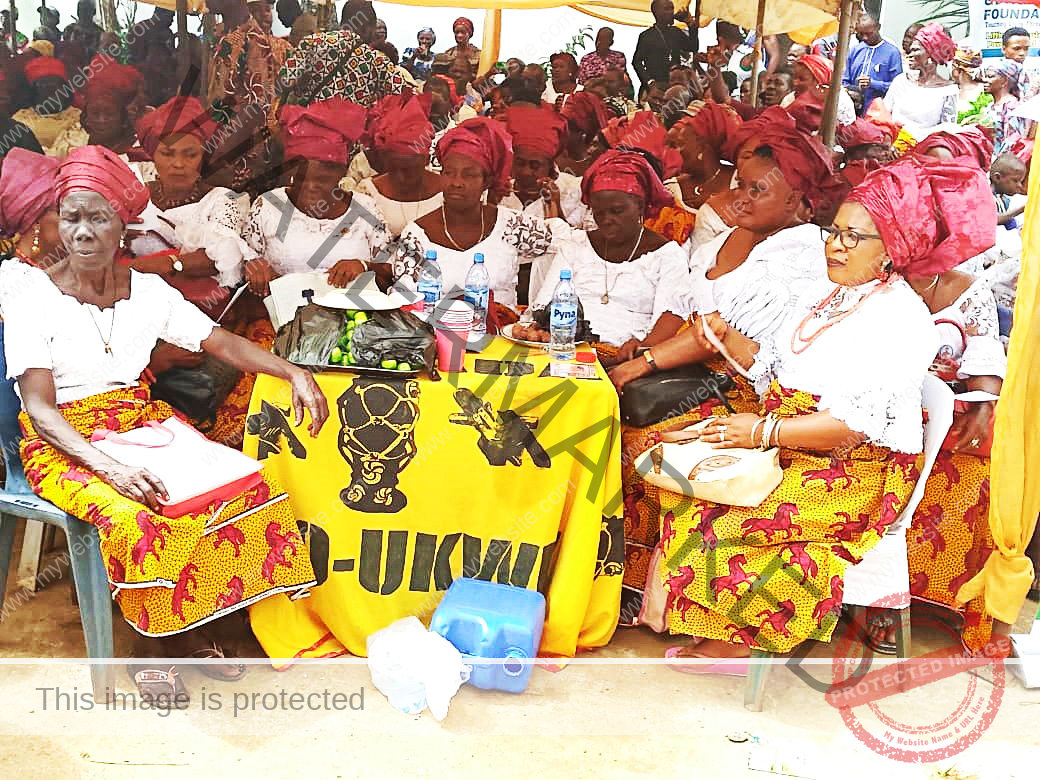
top-left (1, 535), bottom-right (1039, 780)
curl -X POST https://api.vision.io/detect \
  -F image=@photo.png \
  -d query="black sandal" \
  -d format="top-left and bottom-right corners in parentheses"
top-left (126, 664), bottom-right (190, 706)
top-left (188, 642), bottom-right (248, 682)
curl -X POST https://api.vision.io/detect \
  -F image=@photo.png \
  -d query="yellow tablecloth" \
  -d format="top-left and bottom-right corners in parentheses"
top-left (244, 337), bottom-right (623, 659)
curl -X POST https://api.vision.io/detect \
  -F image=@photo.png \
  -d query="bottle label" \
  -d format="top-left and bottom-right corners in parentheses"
top-left (418, 282), bottom-right (440, 304)
top-left (464, 288), bottom-right (489, 312)
top-left (550, 303), bottom-right (577, 329)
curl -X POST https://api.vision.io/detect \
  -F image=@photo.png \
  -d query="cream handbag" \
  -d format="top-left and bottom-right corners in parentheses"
top-left (633, 421), bottom-right (783, 507)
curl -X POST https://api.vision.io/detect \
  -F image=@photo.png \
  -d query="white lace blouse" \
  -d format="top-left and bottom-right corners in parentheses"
top-left (243, 187), bottom-right (391, 276)
top-left (933, 278), bottom-right (1007, 380)
top-left (1, 263), bottom-right (215, 405)
top-left (499, 172), bottom-right (593, 230)
top-left (883, 75), bottom-right (958, 142)
top-left (393, 208), bottom-right (560, 309)
top-left (668, 223), bottom-right (827, 342)
top-left (531, 234), bottom-right (690, 346)
top-left (691, 202), bottom-right (731, 252)
top-left (131, 188), bottom-right (251, 288)
top-left (749, 277), bottom-right (938, 453)
top-left (354, 176), bottom-right (443, 238)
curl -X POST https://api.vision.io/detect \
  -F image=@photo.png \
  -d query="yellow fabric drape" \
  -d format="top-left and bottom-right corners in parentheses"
top-left (478, 9), bottom-right (503, 75)
top-left (955, 162), bottom-right (1040, 624)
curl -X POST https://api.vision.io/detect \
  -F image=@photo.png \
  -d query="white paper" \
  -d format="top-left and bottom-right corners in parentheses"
top-left (264, 271), bottom-right (336, 330)
top-left (92, 418), bottom-right (262, 506)
top-left (953, 390), bottom-right (1001, 403)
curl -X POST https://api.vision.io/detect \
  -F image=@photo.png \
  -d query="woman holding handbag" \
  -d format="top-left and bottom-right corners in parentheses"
top-left (0, 146), bottom-right (328, 699)
top-left (650, 155), bottom-right (995, 670)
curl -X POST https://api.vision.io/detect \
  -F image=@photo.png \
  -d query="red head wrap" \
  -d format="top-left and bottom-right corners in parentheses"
top-left (135, 97), bottom-right (219, 159)
top-left (675, 101), bottom-right (742, 153)
top-left (55, 145), bottom-right (149, 224)
top-left (721, 105), bottom-right (795, 163)
top-left (913, 127), bottom-right (993, 171)
top-left (836, 118), bottom-right (888, 150)
top-left (864, 100), bottom-right (901, 143)
top-left (602, 110), bottom-right (682, 179)
top-left (581, 149), bottom-right (675, 217)
top-left (797, 54), bottom-right (833, 86)
top-left (280, 98), bottom-right (367, 165)
top-left (433, 73), bottom-right (464, 109)
top-left (0, 149), bottom-right (60, 237)
top-left (848, 156), bottom-right (996, 277)
top-left (504, 103), bottom-right (568, 160)
top-left (453, 17), bottom-right (474, 37)
top-left (559, 91), bottom-right (612, 138)
top-left (436, 117), bottom-right (513, 197)
top-left (83, 56), bottom-right (144, 106)
top-left (786, 94), bottom-right (825, 135)
top-left (24, 56), bottom-right (67, 83)
top-left (839, 158), bottom-right (881, 188)
top-left (747, 122), bottom-right (838, 211)
top-left (914, 22), bottom-right (957, 65)
top-left (367, 91), bottom-right (435, 156)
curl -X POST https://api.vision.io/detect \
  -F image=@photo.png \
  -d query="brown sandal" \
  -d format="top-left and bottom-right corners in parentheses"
top-left (189, 643), bottom-right (248, 682)
top-left (126, 664), bottom-right (190, 707)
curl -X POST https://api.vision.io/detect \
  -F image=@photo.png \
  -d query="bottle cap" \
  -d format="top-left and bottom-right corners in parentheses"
top-left (474, 253), bottom-right (485, 263)
top-left (425, 249), bottom-right (437, 260)
top-left (575, 352), bottom-right (596, 363)
top-left (560, 269), bottom-right (572, 279)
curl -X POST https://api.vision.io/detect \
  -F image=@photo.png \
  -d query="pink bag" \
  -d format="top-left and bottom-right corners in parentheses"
top-left (637, 542), bottom-right (668, 633)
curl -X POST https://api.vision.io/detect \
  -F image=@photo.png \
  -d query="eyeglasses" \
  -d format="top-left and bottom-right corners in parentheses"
top-left (820, 225), bottom-right (883, 249)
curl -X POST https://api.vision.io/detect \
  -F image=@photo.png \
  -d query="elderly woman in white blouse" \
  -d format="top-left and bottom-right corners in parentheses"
top-left (244, 99), bottom-right (391, 297)
top-left (0, 146), bottom-right (327, 698)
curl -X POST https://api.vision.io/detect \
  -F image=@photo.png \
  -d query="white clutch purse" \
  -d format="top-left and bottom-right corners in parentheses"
top-left (633, 421), bottom-right (783, 507)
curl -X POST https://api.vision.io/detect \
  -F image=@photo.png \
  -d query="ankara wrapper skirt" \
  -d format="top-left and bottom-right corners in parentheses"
top-left (907, 450), bottom-right (995, 652)
top-left (653, 381), bottom-right (921, 653)
top-left (19, 385), bottom-right (315, 637)
top-left (621, 354), bottom-right (762, 607)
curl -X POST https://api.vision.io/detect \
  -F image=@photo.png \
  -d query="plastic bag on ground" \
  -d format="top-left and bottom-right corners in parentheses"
top-left (366, 616), bottom-right (470, 720)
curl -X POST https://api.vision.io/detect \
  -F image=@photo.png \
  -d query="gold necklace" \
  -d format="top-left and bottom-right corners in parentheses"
top-left (441, 205), bottom-right (485, 251)
top-left (86, 305), bottom-right (116, 356)
top-left (602, 225), bottom-right (644, 304)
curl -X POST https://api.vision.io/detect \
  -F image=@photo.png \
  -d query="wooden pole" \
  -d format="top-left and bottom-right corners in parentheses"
top-left (822, 0), bottom-right (857, 149)
top-left (8, 0), bottom-right (17, 54)
top-left (202, 12), bottom-right (214, 100)
top-left (98, 0), bottom-right (118, 32)
top-left (177, 0), bottom-right (189, 90)
top-left (747, 0), bottom-right (766, 109)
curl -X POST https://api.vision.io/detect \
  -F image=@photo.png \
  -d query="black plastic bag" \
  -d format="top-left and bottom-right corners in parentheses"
top-left (151, 355), bottom-right (241, 425)
top-left (351, 310), bottom-right (440, 379)
top-left (273, 304), bottom-right (342, 365)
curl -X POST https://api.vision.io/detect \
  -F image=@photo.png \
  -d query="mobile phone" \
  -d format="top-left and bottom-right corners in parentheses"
top-left (474, 359), bottom-right (534, 376)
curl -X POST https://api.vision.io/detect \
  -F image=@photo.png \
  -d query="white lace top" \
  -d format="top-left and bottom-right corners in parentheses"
top-left (883, 75), bottom-right (958, 142)
top-left (243, 187), bottom-right (391, 276)
top-left (749, 277), bottom-right (938, 453)
top-left (131, 188), bottom-right (250, 288)
top-left (932, 278), bottom-right (1007, 380)
top-left (691, 201), bottom-right (731, 252)
top-left (1, 263), bottom-right (215, 404)
top-left (354, 176), bottom-right (443, 238)
top-left (393, 208), bottom-right (560, 309)
top-left (668, 223), bottom-right (827, 341)
top-left (531, 234), bottom-right (690, 346)
top-left (499, 172), bottom-right (593, 230)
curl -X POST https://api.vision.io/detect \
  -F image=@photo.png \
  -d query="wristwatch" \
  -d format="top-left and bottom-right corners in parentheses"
top-left (170, 255), bottom-right (183, 274)
top-left (643, 349), bottom-right (658, 372)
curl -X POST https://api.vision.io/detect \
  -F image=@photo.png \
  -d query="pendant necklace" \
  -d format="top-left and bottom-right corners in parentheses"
top-left (602, 225), bottom-right (644, 305)
top-left (442, 205), bottom-right (485, 251)
top-left (86, 305), bottom-right (116, 355)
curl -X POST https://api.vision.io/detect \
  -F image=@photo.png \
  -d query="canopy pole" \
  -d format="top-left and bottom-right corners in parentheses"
top-left (747, 0), bottom-right (766, 109)
top-left (8, 0), bottom-right (16, 53)
top-left (177, 0), bottom-right (189, 92)
top-left (201, 12), bottom-right (214, 98)
top-left (822, 0), bottom-right (857, 149)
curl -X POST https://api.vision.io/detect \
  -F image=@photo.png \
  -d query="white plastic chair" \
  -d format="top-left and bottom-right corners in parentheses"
top-left (743, 374), bottom-right (955, 711)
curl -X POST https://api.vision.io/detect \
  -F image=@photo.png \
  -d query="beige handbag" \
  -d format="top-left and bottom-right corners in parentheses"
top-left (633, 421), bottom-right (783, 507)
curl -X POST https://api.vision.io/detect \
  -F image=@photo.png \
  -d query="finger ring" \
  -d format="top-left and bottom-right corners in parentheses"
top-left (971, 438), bottom-right (981, 447)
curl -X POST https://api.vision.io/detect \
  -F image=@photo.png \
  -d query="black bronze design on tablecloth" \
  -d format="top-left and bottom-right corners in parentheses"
top-left (449, 388), bottom-right (551, 468)
top-left (595, 515), bottom-right (624, 578)
top-left (246, 400), bottom-right (307, 460)
top-left (337, 377), bottom-right (421, 513)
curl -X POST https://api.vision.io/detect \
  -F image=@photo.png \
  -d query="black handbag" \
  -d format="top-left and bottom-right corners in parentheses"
top-left (619, 363), bottom-right (736, 428)
top-left (151, 355), bottom-right (242, 425)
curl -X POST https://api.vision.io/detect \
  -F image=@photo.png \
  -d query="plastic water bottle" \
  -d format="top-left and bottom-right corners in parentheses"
top-left (417, 249), bottom-right (442, 313)
top-left (549, 269), bottom-right (578, 361)
top-left (463, 253), bottom-right (490, 337)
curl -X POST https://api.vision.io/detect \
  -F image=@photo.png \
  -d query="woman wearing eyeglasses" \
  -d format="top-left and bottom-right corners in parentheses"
top-left (649, 156), bottom-right (994, 671)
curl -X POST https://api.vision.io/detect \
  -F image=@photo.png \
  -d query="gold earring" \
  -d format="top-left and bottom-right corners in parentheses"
top-left (30, 224), bottom-right (41, 258)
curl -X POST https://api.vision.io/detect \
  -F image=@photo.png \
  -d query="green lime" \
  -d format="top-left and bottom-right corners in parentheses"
top-left (380, 358), bottom-right (398, 370)
top-left (339, 334), bottom-right (352, 349)
top-left (354, 311), bottom-right (370, 324)
top-left (329, 346), bottom-right (343, 364)
top-left (346, 352), bottom-right (356, 365)
top-left (398, 362), bottom-right (412, 372)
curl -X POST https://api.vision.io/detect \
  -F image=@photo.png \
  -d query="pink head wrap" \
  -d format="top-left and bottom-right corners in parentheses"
top-left (915, 22), bottom-right (957, 65)
top-left (436, 117), bottom-right (514, 197)
top-left (797, 54), bottom-right (833, 85)
top-left (135, 97), bottom-right (219, 158)
top-left (367, 92), bottom-right (435, 156)
top-left (280, 98), bottom-right (367, 165)
top-left (0, 149), bottom-right (60, 237)
top-left (55, 145), bottom-right (149, 224)
top-left (848, 156), bottom-right (996, 277)
top-left (580, 149), bottom-right (675, 217)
